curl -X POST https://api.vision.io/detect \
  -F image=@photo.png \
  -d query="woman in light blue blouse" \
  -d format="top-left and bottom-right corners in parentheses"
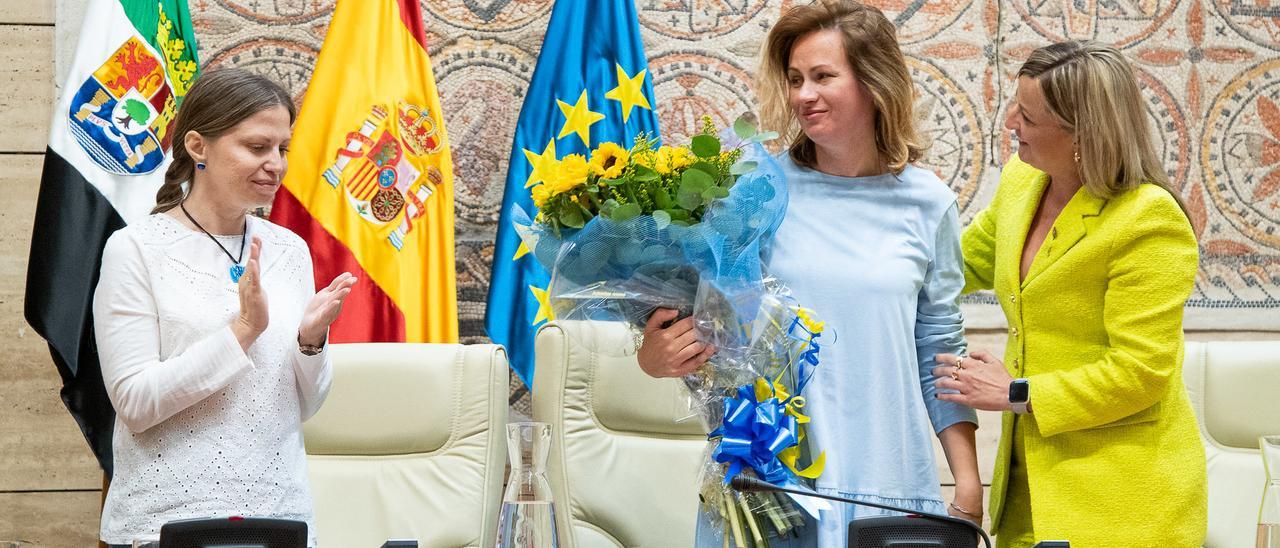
top-left (637, 2), bottom-right (982, 546)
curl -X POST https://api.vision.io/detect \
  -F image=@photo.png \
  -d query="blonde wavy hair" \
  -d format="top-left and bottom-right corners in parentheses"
top-left (757, 0), bottom-right (924, 173)
top-left (1019, 41), bottom-right (1185, 210)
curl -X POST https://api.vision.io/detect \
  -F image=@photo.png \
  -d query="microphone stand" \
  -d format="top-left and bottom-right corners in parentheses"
top-left (730, 475), bottom-right (993, 548)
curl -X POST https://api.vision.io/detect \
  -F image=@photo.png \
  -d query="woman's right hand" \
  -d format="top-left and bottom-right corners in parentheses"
top-left (231, 236), bottom-right (267, 351)
top-left (636, 308), bottom-right (715, 378)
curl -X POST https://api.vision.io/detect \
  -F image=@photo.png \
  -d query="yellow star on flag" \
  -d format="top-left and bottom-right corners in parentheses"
top-left (512, 241), bottom-right (530, 261)
top-left (605, 64), bottom-right (652, 123)
top-left (522, 140), bottom-right (559, 189)
top-left (557, 90), bottom-right (605, 147)
top-left (529, 284), bottom-right (556, 325)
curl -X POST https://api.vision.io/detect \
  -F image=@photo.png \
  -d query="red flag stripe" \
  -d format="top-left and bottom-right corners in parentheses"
top-left (396, 0), bottom-right (428, 49)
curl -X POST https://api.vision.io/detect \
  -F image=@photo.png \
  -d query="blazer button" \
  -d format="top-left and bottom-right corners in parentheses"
top-left (1009, 293), bottom-right (1017, 303)
top-left (1010, 327), bottom-right (1019, 338)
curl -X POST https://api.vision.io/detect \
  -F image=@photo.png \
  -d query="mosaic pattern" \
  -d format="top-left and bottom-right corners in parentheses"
top-left (186, 0), bottom-right (1280, 361)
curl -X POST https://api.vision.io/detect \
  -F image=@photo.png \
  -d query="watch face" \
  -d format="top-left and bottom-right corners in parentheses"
top-left (1009, 380), bottom-right (1030, 403)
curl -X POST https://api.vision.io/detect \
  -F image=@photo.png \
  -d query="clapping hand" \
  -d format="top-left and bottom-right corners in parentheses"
top-left (231, 236), bottom-right (267, 351)
top-left (298, 272), bottom-right (358, 347)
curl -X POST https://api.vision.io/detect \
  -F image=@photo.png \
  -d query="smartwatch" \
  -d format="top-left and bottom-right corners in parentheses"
top-left (1009, 378), bottom-right (1030, 414)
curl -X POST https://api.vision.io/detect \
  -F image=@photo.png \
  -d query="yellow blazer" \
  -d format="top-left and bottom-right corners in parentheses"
top-left (961, 156), bottom-right (1206, 547)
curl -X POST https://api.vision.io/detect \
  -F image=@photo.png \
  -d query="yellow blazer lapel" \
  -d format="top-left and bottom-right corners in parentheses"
top-left (1005, 169), bottom-right (1049, 292)
top-left (1022, 188), bottom-right (1107, 288)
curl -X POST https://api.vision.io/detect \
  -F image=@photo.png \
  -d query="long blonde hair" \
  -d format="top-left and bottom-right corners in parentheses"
top-left (152, 68), bottom-right (296, 214)
top-left (757, 0), bottom-right (924, 173)
top-left (1019, 41), bottom-right (1184, 210)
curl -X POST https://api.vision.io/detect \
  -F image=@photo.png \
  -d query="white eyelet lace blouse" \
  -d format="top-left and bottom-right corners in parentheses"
top-left (93, 213), bottom-right (330, 547)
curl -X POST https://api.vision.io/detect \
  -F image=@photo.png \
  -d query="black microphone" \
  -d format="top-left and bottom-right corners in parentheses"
top-left (730, 475), bottom-right (993, 548)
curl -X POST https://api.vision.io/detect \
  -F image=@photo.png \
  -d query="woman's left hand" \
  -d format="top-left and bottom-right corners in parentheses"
top-left (933, 350), bottom-right (1015, 412)
top-left (298, 272), bottom-right (358, 347)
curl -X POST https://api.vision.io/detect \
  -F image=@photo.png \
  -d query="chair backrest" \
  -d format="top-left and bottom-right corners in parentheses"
top-left (532, 320), bottom-right (708, 548)
top-left (1183, 340), bottom-right (1280, 548)
top-left (303, 343), bottom-right (508, 548)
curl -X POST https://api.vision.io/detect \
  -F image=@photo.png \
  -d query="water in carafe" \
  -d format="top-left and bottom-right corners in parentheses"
top-left (495, 422), bottom-right (558, 548)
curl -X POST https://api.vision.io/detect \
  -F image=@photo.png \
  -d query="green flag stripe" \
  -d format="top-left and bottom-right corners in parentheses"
top-left (118, 0), bottom-right (200, 101)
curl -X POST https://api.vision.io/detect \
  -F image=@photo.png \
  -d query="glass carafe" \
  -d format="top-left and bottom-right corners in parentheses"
top-left (1259, 435), bottom-right (1280, 548)
top-left (495, 422), bottom-right (559, 548)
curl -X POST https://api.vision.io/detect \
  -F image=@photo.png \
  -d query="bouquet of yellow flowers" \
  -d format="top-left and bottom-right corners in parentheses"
top-left (513, 116), bottom-right (783, 324)
top-left (512, 117), bottom-right (831, 546)
top-left (529, 117), bottom-right (751, 234)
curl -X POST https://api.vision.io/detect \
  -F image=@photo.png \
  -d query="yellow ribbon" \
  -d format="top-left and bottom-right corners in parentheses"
top-left (795, 306), bottom-right (825, 335)
top-left (779, 445), bottom-right (826, 479)
top-left (753, 377), bottom-right (825, 478)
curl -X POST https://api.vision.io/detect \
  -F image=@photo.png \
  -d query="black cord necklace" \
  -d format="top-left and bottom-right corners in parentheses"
top-left (179, 202), bottom-right (248, 282)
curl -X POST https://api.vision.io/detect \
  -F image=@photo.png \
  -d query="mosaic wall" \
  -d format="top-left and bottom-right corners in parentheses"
top-left (188, 0), bottom-right (1280, 347)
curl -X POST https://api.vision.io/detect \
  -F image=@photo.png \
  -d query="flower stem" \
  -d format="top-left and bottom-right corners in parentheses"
top-left (737, 492), bottom-right (764, 545)
top-left (754, 492), bottom-right (789, 538)
top-left (724, 492), bottom-right (747, 548)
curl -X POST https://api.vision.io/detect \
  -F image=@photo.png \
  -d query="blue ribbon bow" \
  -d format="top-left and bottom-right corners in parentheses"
top-left (709, 385), bottom-right (799, 485)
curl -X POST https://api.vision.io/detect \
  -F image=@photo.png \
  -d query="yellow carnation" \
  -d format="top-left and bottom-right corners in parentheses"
top-left (531, 183), bottom-right (551, 208)
top-left (590, 142), bottom-right (629, 179)
top-left (551, 153), bottom-right (589, 194)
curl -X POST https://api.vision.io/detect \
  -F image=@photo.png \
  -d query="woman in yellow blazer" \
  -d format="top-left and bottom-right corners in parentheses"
top-left (932, 41), bottom-right (1207, 547)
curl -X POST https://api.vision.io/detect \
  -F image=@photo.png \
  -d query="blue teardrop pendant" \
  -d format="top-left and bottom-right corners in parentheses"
top-left (230, 264), bottom-right (246, 283)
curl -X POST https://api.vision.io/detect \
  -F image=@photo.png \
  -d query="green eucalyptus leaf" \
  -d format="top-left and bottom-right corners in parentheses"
top-left (730, 160), bottom-right (758, 175)
top-left (561, 209), bottom-right (585, 229)
top-left (676, 190), bottom-right (702, 211)
top-left (664, 208), bottom-right (690, 221)
top-left (690, 161), bottom-right (719, 176)
top-left (749, 131), bottom-right (780, 143)
top-left (680, 168), bottom-right (714, 192)
top-left (733, 116), bottom-right (757, 140)
top-left (633, 164), bottom-right (660, 182)
top-left (701, 186), bottom-right (729, 202)
top-left (652, 209), bottom-right (671, 229)
top-left (600, 199), bottom-right (620, 216)
top-left (690, 135), bottom-right (720, 158)
top-left (612, 203), bottom-right (642, 221)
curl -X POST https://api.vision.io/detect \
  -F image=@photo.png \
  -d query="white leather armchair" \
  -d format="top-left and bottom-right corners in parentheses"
top-left (1183, 340), bottom-right (1280, 548)
top-left (532, 320), bottom-right (708, 547)
top-left (303, 343), bottom-right (508, 548)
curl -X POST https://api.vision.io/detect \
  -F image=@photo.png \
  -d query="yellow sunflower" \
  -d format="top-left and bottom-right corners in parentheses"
top-left (589, 142), bottom-right (629, 179)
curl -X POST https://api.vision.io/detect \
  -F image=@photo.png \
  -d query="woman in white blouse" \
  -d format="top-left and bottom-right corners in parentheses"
top-left (95, 68), bottom-right (356, 547)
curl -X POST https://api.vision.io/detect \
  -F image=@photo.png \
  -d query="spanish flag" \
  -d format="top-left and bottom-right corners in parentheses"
top-left (272, 0), bottom-right (457, 343)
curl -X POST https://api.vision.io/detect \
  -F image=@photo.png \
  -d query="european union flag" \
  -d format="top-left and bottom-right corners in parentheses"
top-left (486, 0), bottom-right (660, 389)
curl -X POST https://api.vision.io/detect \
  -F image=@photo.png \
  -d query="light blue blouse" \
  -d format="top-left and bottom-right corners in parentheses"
top-left (697, 154), bottom-right (975, 547)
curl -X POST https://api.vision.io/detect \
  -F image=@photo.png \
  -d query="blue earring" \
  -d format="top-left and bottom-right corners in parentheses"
top-left (196, 162), bottom-right (206, 170)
